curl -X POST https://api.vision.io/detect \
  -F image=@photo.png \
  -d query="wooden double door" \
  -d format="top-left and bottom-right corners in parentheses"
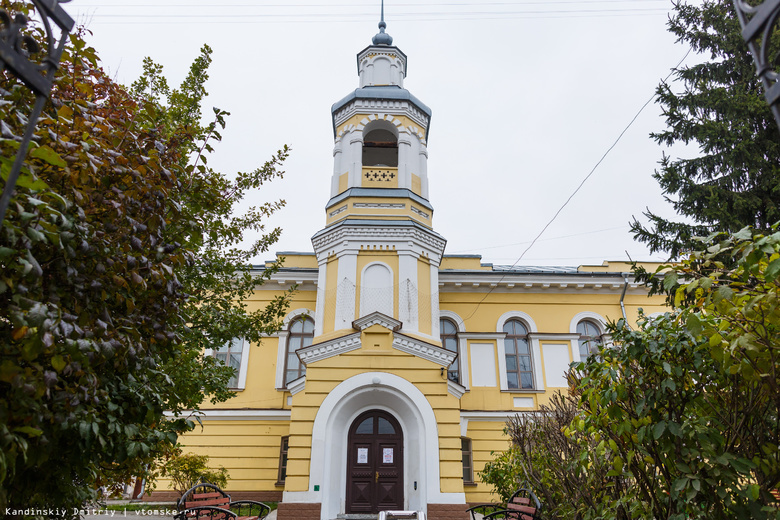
top-left (346, 410), bottom-right (404, 513)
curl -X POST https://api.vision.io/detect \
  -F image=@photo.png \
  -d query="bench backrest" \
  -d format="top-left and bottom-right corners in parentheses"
top-left (184, 490), bottom-right (230, 510)
top-left (504, 488), bottom-right (541, 520)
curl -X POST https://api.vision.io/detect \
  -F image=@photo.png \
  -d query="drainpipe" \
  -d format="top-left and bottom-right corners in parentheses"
top-left (619, 276), bottom-right (629, 324)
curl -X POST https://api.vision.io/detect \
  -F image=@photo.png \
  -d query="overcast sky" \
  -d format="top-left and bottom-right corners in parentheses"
top-left (67, 0), bottom-right (699, 267)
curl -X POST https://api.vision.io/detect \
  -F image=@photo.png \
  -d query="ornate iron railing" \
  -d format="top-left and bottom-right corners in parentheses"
top-left (0, 0), bottom-right (74, 223)
top-left (733, 0), bottom-right (780, 130)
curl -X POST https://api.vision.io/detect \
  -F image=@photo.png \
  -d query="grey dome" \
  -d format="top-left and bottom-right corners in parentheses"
top-left (372, 21), bottom-right (393, 45)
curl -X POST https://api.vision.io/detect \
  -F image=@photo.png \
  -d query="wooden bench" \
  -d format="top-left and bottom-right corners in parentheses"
top-left (174, 482), bottom-right (271, 520)
top-left (466, 487), bottom-right (542, 520)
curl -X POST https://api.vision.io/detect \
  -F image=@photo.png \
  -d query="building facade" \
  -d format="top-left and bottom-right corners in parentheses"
top-left (150, 20), bottom-right (667, 520)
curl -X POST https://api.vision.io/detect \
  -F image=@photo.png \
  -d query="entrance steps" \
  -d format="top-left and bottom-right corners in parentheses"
top-left (334, 513), bottom-right (426, 520)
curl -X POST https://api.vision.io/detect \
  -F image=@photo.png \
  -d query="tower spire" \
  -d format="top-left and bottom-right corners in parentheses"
top-left (372, 0), bottom-right (393, 45)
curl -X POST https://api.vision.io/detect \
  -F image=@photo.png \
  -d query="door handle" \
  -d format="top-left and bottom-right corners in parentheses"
top-left (375, 471), bottom-right (379, 483)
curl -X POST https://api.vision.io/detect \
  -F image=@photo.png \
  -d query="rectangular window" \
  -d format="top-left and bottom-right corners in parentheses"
top-left (276, 436), bottom-right (289, 485)
top-left (461, 437), bottom-right (474, 484)
top-left (215, 337), bottom-right (244, 388)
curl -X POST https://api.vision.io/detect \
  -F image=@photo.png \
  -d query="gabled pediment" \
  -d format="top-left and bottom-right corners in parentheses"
top-left (352, 311), bottom-right (402, 332)
top-left (296, 312), bottom-right (456, 368)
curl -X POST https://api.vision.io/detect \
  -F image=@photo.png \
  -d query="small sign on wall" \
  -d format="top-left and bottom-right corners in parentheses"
top-left (357, 447), bottom-right (368, 464)
top-left (383, 447), bottom-right (394, 464)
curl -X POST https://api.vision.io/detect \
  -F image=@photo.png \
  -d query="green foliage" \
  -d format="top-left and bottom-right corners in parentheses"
top-left (573, 227), bottom-right (780, 519)
top-left (486, 227), bottom-right (780, 519)
top-left (630, 0), bottom-right (780, 259)
top-left (481, 393), bottom-right (635, 520)
top-left (480, 444), bottom-right (524, 504)
top-left (159, 447), bottom-right (229, 496)
top-left (0, 19), bottom-right (291, 514)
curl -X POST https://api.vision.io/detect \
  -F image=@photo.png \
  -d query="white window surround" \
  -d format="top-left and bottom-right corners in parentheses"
top-left (275, 308), bottom-right (315, 390)
top-left (359, 261), bottom-right (394, 318)
top-left (205, 338), bottom-right (250, 391)
top-left (495, 311), bottom-right (543, 392)
top-left (439, 310), bottom-right (468, 388)
top-left (569, 311), bottom-right (608, 363)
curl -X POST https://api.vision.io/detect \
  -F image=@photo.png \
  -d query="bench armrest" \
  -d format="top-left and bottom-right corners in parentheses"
top-left (228, 500), bottom-right (271, 519)
top-left (174, 506), bottom-right (238, 520)
top-left (465, 503), bottom-right (504, 520)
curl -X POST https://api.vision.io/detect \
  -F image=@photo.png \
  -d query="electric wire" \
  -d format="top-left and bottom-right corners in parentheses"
top-left (460, 47), bottom-right (693, 323)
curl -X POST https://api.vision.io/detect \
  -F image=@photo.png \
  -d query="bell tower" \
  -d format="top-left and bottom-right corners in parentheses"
top-left (311, 11), bottom-right (446, 342)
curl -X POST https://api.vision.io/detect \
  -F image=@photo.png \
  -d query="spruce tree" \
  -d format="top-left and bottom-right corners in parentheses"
top-left (631, 0), bottom-right (780, 259)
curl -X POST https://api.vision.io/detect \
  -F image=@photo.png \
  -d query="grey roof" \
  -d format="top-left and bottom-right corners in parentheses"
top-left (331, 86), bottom-right (432, 138)
top-left (326, 187), bottom-right (433, 211)
top-left (490, 265), bottom-right (580, 274)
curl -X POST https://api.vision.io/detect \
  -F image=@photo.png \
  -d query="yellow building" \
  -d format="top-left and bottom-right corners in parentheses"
top-left (152, 17), bottom-right (667, 520)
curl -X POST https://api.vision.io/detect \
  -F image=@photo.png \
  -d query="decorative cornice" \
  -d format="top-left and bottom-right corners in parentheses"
top-left (457, 332), bottom-right (506, 340)
top-left (448, 379), bottom-right (466, 399)
top-left (312, 221), bottom-right (446, 257)
top-left (297, 332), bottom-right (362, 365)
top-left (528, 333), bottom-right (580, 341)
top-left (353, 312), bottom-right (402, 332)
top-left (392, 333), bottom-right (455, 366)
top-left (287, 375), bottom-right (306, 396)
top-left (163, 409), bottom-right (292, 421)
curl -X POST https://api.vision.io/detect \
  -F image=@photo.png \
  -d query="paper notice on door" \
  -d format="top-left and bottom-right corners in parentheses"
top-left (357, 447), bottom-right (368, 464)
top-left (383, 447), bottom-right (393, 464)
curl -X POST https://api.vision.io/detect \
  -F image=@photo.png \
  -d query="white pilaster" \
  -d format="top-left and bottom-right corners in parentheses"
top-left (314, 255), bottom-right (328, 337)
top-left (398, 251), bottom-right (419, 333)
top-left (335, 252), bottom-right (358, 330)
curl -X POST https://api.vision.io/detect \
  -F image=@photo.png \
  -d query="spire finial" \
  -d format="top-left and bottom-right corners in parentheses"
top-left (372, 0), bottom-right (393, 45)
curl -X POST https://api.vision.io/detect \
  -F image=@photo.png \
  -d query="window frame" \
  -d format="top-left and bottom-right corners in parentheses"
top-left (284, 316), bottom-right (315, 386)
top-left (461, 437), bottom-right (475, 485)
top-left (213, 337), bottom-right (248, 390)
top-left (503, 319), bottom-right (534, 390)
top-left (276, 435), bottom-right (289, 486)
top-left (440, 317), bottom-right (460, 384)
top-left (576, 319), bottom-right (603, 359)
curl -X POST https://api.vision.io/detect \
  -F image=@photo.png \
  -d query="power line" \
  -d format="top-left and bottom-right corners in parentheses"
top-left (448, 226), bottom-right (629, 254)
top-left (460, 47), bottom-right (693, 323)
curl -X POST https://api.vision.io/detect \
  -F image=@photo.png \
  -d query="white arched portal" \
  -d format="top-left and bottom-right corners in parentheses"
top-left (282, 371), bottom-right (465, 519)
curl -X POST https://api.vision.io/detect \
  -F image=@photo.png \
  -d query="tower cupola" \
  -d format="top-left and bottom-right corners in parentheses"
top-left (311, 7), bottom-right (446, 341)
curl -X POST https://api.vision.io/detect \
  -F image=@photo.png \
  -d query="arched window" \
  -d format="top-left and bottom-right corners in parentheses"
top-left (503, 319), bottom-right (533, 390)
top-left (440, 318), bottom-right (460, 383)
top-left (577, 320), bottom-right (602, 359)
top-left (362, 128), bottom-right (398, 167)
top-left (285, 316), bottom-right (314, 384)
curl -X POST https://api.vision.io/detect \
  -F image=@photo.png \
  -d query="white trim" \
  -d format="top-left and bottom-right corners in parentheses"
top-left (496, 311), bottom-right (539, 333)
top-left (287, 375), bottom-right (306, 396)
top-left (292, 372), bottom-right (465, 520)
top-left (353, 311), bottom-right (402, 331)
top-left (392, 334), bottom-right (455, 366)
top-left (359, 261), bottom-right (394, 319)
top-left (276, 308), bottom-right (316, 389)
top-left (447, 379), bottom-right (466, 399)
top-left (568, 311), bottom-right (607, 334)
top-left (439, 310), bottom-right (468, 388)
top-left (495, 312), bottom-right (543, 392)
top-left (314, 257), bottom-right (328, 337)
top-left (297, 332), bottom-right (362, 364)
top-left (236, 338), bottom-right (250, 390)
top-left (336, 255), bottom-right (359, 330)
top-left (398, 251), bottom-right (419, 334)
top-left (164, 409), bottom-right (292, 421)
top-left (569, 312), bottom-right (607, 362)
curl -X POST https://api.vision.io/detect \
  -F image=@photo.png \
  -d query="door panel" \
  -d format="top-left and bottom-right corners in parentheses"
top-left (346, 410), bottom-right (404, 513)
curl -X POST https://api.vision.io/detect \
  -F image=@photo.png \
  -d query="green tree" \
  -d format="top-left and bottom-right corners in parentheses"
top-left (573, 227), bottom-right (780, 519)
top-left (630, 0), bottom-right (780, 259)
top-left (481, 393), bottom-right (635, 520)
top-left (0, 21), bottom-right (291, 514)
